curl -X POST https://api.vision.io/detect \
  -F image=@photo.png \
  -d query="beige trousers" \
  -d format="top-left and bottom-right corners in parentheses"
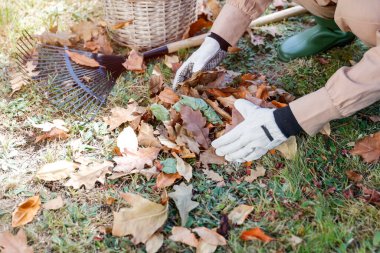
top-left (211, 0), bottom-right (380, 135)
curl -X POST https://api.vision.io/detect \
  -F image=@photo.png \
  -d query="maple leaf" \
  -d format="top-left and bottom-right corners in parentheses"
top-left (145, 233), bottom-right (164, 253)
top-left (369, 115), bottom-right (380, 123)
top-left (138, 122), bottom-right (161, 148)
top-left (275, 136), bottom-right (298, 160)
top-left (158, 87), bottom-right (180, 105)
top-left (180, 106), bottom-right (210, 149)
top-left (228, 204), bottom-right (254, 225)
top-left (65, 50), bottom-right (100, 68)
top-left (192, 227), bottom-right (227, 246)
top-left (240, 227), bottom-right (274, 243)
top-left (35, 128), bottom-right (70, 143)
top-left (12, 195), bottom-right (41, 227)
top-left (103, 102), bottom-right (146, 131)
top-left (173, 153), bottom-right (193, 182)
top-left (122, 50), bottom-right (146, 72)
top-left (0, 229), bottom-right (33, 253)
top-left (176, 127), bottom-right (200, 154)
top-left (65, 161), bottom-right (113, 189)
top-left (169, 226), bottom-right (199, 248)
top-left (42, 195), bottom-right (65, 210)
top-left (156, 172), bottom-right (182, 188)
top-left (168, 183), bottom-right (199, 226)
top-left (244, 165), bottom-right (266, 183)
top-left (36, 160), bottom-right (78, 181)
top-left (112, 192), bottom-right (168, 244)
top-left (350, 132), bottom-right (380, 163)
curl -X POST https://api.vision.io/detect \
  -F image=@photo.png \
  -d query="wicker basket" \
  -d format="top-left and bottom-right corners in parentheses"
top-left (103, 0), bottom-right (198, 50)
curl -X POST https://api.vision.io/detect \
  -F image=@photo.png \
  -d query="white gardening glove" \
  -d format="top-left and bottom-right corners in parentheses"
top-left (173, 36), bottom-right (227, 89)
top-left (212, 99), bottom-right (288, 162)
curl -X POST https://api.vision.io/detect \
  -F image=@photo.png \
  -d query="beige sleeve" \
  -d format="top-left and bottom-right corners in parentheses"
top-left (210, 0), bottom-right (272, 45)
top-left (289, 45), bottom-right (380, 136)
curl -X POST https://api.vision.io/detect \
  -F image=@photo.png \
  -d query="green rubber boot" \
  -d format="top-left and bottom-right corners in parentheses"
top-left (277, 16), bottom-right (355, 62)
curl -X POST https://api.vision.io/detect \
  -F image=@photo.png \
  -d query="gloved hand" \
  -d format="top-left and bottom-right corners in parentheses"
top-left (212, 99), bottom-right (288, 162)
top-left (173, 36), bottom-right (227, 89)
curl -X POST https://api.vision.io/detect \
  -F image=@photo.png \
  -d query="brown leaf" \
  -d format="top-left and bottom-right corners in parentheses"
top-left (225, 108), bottom-right (244, 133)
top-left (158, 87), bottom-right (180, 105)
top-left (65, 50), bottom-right (100, 68)
top-left (205, 98), bottom-right (231, 122)
top-left (179, 71), bottom-right (220, 89)
top-left (203, 169), bottom-right (225, 186)
top-left (206, 0), bottom-right (222, 19)
top-left (173, 153), bottom-right (193, 182)
top-left (146, 233), bottom-right (164, 253)
top-left (112, 192), bottom-right (168, 244)
top-left (0, 229), bottom-right (33, 253)
top-left (271, 100), bottom-right (288, 108)
top-left (150, 65), bottom-right (164, 96)
top-left (319, 123), bottom-right (331, 136)
top-left (12, 195), bottom-right (41, 227)
top-left (345, 170), bottom-right (363, 182)
top-left (164, 55), bottom-right (180, 70)
top-left (196, 239), bottom-right (217, 253)
top-left (199, 148), bottom-right (225, 168)
top-left (104, 102), bottom-right (146, 131)
top-left (350, 132), bottom-right (380, 163)
top-left (114, 147), bottom-right (160, 173)
top-left (37, 30), bottom-right (77, 46)
top-left (244, 165), bottom-right (266, 183)
top-left (192, 227), bottom-right (227, 246)
top-left (35, 128), bottom-right (70, 143)
top-left (168, 183), bottom-right (199, 226)
top-left (369, 115), bottom-right (380, 123)
top-left (36, 160), bottom-right (78, 181)
top-left (169, 226), bottom-right (199, 248)
top-left (184, 17), bottom-right (213, 38)
top-left (138, 122), bottom-right (162, 148)
top-left (362, 187), bottom-right (380, 205)
top-left (228, 204), bottom-right (254, 225)
top-left (256, 84), bottom-right (269, 100)
top-left (217, 95), bottom-right (236, 109)
top-left (275, 136), bottom-right (297, 160)
top-left (180, 106), bottom-right (210, 149)
top-left (240, 227), bottom-right (274, 243)
top-left (122, 50), bottom-right (146, 72)
top-left (112, 19), bottom-right (133, 30)
top-left (65, 161), bottom-right (113, 189)
top-left (43, 195), bottom-right (65, 210)
top-left (70, 21), bottom-right (99, 42)
top-left (156, 172), bottom-right (182, 188)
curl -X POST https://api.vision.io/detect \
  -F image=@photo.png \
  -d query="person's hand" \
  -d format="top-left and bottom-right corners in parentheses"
top-left (173, 36), bottom-right (227, 89)
top-left (212, 99), bottom-right (288, 162)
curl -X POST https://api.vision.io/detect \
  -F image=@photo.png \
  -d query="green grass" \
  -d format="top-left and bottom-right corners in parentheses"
top-left (1, 1), bottom-right (379, 252)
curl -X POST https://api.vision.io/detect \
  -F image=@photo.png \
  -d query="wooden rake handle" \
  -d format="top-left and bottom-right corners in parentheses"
top-left (142, 5), bottom-right (307, 59)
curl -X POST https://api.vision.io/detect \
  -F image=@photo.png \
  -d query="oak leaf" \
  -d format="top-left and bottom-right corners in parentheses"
top-left (228, 204), bottom-right (254, 225)
top-left (145, 233), bottom-right (164, 253)
top-left (240, 227), bottom-right (274, 243)
top-left (350, 132), bottom-right (380, 163)
top-left (112, 192), bottom-right (168, 244)
top-left (156, 172), bottom-right (182, 188)
top-left (12, 195), bottom-right (41, 227)
top-left (0, 229), bottom-right (33, 253)
top-left (36, 160), bottom-right (78, 181)
top-left (122, 50), bottom-right (146, 72)
top-left (65, 50), bottom-right (100, 68)
top-left (42, 195), bottom-right (65, 210)
top-left (180, 106), bottom-right (210, 149)
top-left (192, 227), bottom-right (227, 246)
top-left (169, 226), bottom-right (199, 248)
top-left (168, 183), bottom-right (199, 226)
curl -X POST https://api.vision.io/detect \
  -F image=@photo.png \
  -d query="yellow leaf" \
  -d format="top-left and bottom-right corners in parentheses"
top-left (275, 136), bottom-right (297, 160)
top-left (227, 204), bottom-right (254, 225)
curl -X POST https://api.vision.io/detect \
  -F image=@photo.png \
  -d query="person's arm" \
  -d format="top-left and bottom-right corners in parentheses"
top-left (289, 45), bottom-right (380, 135)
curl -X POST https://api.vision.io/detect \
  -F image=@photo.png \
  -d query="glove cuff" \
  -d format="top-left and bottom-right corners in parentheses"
top-left (273, 106), bottom-right (303, 138)
top-left (209, 32), bottom-right (231, 51)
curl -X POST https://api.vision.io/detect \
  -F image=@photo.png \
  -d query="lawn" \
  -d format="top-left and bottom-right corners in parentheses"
top-left (0, 0), bottom-right (379, 252)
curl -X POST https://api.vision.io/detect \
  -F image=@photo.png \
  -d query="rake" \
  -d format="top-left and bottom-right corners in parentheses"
top-left (13, 31), bottom-right (207, 120)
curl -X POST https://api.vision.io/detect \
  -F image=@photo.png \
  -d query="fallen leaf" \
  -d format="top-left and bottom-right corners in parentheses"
top-left (168, 183), bottom-right (199, 226)
top-left (161, 158), bottom-right (177, 174)
top-left (173, 153), bottom-right (193, 182)
top-left (362, 187), bottom-right (380, 205)
top-left (117, 126), bottom-right (139, 153)
top-left (103, 102), bottom-right (146, 131)
top-left (192, 227), bottom-right (227, 246)
top-left (184, 17), bottom-right (213, 38)
top-left (112, 192), bottom-right (168, 244)
top-left (217, 214), bottom-right (230, 239)
top-left (345, 170), bottom-right (363, 182)
top-left (32, 119), bottom-right (68, 132)
top-left (70, 21), bottom-right (99, 42)
top-left (164, 55), bottom-right (180, 70)
top-left (200, 148), bottom-right (225, 168)
top-left (244, 165), bottom-right (266, 183)
top-left (196, 239), bottom-right (217, 253)
top-left (289, 235), bottom-right (303, 246)
top-left (156, 172), bottom-right (182, 188)
top-left (206, 0), bottom-right (221, 19)
top-left (12, 195), bottom-right (41, 227)
top-left (350, 132), bottom-right (380, 163)
top-left (151, 103), bottom-right (170, 121)
top-left (319, 123), bottom-right (331, 136)
top-left (275, 136), bottom-right (297, 160)
top-left (240, 227), bottom-right (274, 243)
top-left (180, 106), bottom-right (210, 149)
top-left (36, 160), bottom-right (78, 181)
top-left (65, 161), bottom-right (113, 189)
top-left (112, 19), bottom-right (134, 30)
top-left (35, 128), bottom-right (70, 143)
top-left (146, 233), bottom-right (164, 253)
top-left (228, 204), bottom-right (254, 225)
top-left (216, 95), bottom-right (236, 109)
top-left (203, 169), bottom-right (225, 186)
top-left (138, 122), bottom-right (161, 148)
top-left (0, 229), bottom-right (33, 253)
top-left (158, 87), bottom-right (180, 105)
top-left (150, 65), bottom-right (164, 96)
top-left (114, 147), bottom-right (160, 173)
top-left (65, 50), bottom-right (100, 68)
top-left (256, 84), bottom-right (269, 100)
top-left (43, 195), bottom-right (64, 210)
top-left (369, 116), bottom-right (380, 123)
top-left (122, 50), bottom-right (146, 72)
top-left (37, 30), bottom-right (77, 46)
top-left (169, 226), bottom-right (199, 248)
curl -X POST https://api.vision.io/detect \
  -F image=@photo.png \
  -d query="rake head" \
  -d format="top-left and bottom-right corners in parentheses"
top-left (14, 31), bottom-right (127, 120)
